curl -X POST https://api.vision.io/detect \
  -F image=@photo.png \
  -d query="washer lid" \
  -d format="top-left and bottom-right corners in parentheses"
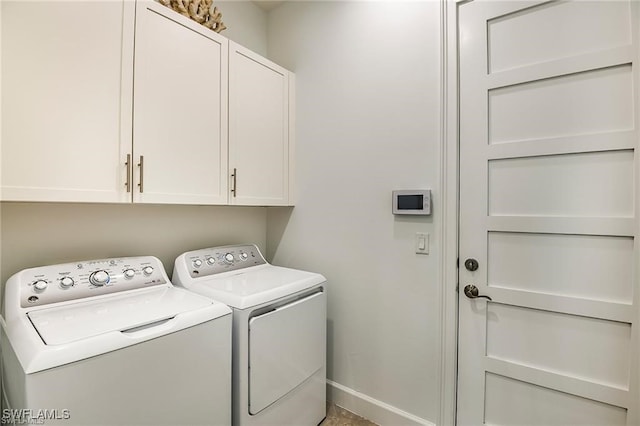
top-left (28, 287), bottom-right (221, 345)
top-left (185, 265), bottom-right (326, 309)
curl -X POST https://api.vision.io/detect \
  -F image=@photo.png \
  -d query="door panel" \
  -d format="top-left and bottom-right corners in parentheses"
top-left (488, 151), bottom-right (634, 217)
top-left (1, 0), bottom-right (133, 203)
top-left (484, 374), bottom-right (628, 426)
top-left (487, 232), bottom-right (634, 303)
top-left (229, 42), bottom-right (290, 206)
top-left (486, 304), bottom-right (631, 388)
top-left (488, 65), bottom-right (634, 143)
top-left (133, 1), bottom-right (228, 205)
top-left (457, 1), bottom-right (639, 424)
top-left (487, 0), bottom-right (632, 73)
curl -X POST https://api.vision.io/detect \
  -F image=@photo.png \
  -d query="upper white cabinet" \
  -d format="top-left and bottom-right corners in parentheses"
top-left (1, 1), bottom-right (135, 203)
top-left (1, 1), bottom-right (294, 206)
top-left (229, 42), bottom-right (294, 206)
top-left (132, 1), bottom-right (228, 205)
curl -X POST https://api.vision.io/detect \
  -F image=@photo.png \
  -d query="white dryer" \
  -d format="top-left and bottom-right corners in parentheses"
top-left (173, 245), bottom-right (326, 426)
top-left (1, 256), bottom-right (232, 426)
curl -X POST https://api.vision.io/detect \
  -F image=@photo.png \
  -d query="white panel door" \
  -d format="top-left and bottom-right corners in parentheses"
top-left (457, 1), bottom-right (639, 425)
top-left (1, 0), bottom-right (134, 203)
top-left (229, 41), bottom-right (291, 206)
top-left (133, 1), bottom-right (228, 205)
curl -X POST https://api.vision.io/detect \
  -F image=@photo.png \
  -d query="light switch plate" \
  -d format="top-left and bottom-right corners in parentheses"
top-left (415, 232), bottom-right (429, 255)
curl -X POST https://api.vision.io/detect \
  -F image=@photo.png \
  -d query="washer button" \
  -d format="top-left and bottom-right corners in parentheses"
top-left (89, 270), bottom-right (110, 286)
top-left (33, 280), bottom-right (48, 292)
top-left (193, 259), bottom-right (203, 268)
top-left (60, 277), bottom-right (74, 288)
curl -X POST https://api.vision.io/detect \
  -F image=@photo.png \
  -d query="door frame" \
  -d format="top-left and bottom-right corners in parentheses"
top-left (438, 0), bottom-right (461, 424)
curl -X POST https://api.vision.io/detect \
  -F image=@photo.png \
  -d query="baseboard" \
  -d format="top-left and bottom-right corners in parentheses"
top-left (326, 380), bottom-right (436, 426)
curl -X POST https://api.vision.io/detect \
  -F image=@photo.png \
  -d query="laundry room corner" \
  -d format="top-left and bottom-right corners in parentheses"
top-left (3, 0), bottom-right (639, 424)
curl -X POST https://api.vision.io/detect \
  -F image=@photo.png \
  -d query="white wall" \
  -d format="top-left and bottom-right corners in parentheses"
top-left (266, 2), bottom-right (443, 424)
top-left (216, 0), bottom-right (268, 56)
top-left (0, 203), bottom-right (266, 284)
top-left (0, 1), bottom-right (270, 285)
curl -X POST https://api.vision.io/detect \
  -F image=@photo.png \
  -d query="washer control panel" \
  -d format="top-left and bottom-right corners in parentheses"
top-left (20, 256), bottom-right (168, 308)
top-left (184, 244), bottom-right (266, 278)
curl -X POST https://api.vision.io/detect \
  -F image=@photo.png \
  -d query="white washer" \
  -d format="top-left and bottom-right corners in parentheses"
top-left (1, 256), bottom-right (232, 426)
top-left (173, 244), bottom-right (326, 426)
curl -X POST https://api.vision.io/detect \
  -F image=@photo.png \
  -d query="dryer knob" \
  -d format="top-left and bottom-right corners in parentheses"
top-left (33, 280), bottom-right (48, 292)
top-left (89, 270), bottom-right (110, 286)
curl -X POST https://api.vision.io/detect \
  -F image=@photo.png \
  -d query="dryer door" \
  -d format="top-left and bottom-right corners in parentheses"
top-left (248, 290), bottom-right (325, 415)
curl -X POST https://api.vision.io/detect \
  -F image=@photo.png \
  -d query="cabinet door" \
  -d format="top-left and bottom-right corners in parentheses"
top-left (133, 1), bottom-right (228, 205)
top-left (1, 1), bottom-right (134, 203)
top-left (229, 42), bottom-right (293, 206)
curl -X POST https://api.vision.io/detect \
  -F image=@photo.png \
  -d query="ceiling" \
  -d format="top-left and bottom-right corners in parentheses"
top-left (251, 1), bottom-right (286, 12)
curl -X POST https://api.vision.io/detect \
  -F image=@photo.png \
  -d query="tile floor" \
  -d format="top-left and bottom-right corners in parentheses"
top-left (320, 403), bottom-right (378, 426)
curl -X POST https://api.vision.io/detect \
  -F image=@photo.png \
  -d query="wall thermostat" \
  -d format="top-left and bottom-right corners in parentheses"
top-left (392, 190), bottom-right (431, 215)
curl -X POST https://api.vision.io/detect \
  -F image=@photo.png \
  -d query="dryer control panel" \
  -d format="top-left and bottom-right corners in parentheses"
top-left (180, 244), bottom-right (266, 278)
top-left (17, 256), bottom-right (168, 308)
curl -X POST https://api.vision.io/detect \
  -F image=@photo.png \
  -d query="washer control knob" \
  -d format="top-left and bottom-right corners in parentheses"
top-left (206, 256), bottom-right (216, 265)
top-left (142, 266), bottom-right (154, 276)
top-left (33, 280), bottom-right (48, 292)
top-left (89, 270), bottom-right (110, 286)
top-left (239, 252), bottom-right (248, 261)
top-left (224, 253), bottom-right (234, 264)
top-left (60, 277), bottom-right (75, 288)
top-left (193, 259), bottom-right (203, 268)
top-left (123, 269), bottom-right (136, 279)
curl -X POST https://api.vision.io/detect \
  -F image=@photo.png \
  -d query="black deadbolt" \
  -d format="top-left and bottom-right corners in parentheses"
top-left (464, 258), bottom-right (479, 272)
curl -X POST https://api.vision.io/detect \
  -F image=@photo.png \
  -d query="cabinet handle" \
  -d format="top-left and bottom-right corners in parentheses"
top-left (137, 155), bottom-right (144, 193)
top-left (124, 154), bottom-right (132, 193)
top-left (231, 168), bottom-right (237, 197)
